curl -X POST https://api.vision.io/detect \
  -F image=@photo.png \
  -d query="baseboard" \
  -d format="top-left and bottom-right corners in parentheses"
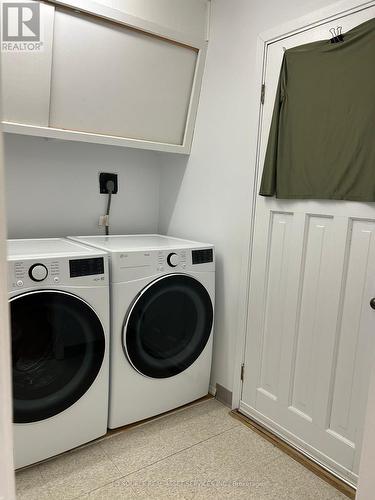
top-left (215, 384), bottom-right (232, 408)
top-left (208, 384), bottom-right (216, 396)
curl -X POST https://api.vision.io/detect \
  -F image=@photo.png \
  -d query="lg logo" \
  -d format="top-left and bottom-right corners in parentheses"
top-left (2, 1), bottom-right (42, 51)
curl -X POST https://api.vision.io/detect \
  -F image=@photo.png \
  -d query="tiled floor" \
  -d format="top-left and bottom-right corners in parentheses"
top-left (16, 399), bottom-right (347, 499)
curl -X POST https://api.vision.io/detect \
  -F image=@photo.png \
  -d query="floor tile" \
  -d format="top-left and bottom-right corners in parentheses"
top-left (76, 478), bottom-right (136, 499)
top-left (38, 441), bottom-right (121, 500)
top-left (15, 466), bottom-right (51, 500)
top-left (247, 454), bottom-right (347, 500)
top-left (15, 400), bottom-right (347, 500)
top-left (126, 425), bottom-right (284, 499)
top-left (99, 399), bottom-right (239, 475)
top-left (330, 493), bottom-right (350, 500)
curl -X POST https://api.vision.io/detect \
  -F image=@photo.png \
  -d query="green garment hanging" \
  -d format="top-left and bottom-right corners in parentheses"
top-left (259, 17), bottom-right (375, 201)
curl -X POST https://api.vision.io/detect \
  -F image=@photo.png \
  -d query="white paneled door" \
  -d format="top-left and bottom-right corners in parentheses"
top-left (240, 4), bottom-right (375, 486)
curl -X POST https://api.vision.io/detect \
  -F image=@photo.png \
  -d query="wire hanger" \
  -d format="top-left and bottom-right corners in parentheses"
top-left (330, 26), bottom-right (344, 43)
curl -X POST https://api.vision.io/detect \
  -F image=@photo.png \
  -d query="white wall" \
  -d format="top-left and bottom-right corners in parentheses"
top-left (4, 134), bottom-right (160, 239)
top-left (158, 0), bottom-right (340, 394)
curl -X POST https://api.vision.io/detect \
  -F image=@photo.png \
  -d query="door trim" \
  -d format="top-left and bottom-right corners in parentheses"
top-left (232, 0), bottom-right (375, 411)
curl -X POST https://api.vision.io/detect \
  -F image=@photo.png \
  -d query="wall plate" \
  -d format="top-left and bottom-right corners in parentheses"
top-left (99, 172), bottom-right (118, 194)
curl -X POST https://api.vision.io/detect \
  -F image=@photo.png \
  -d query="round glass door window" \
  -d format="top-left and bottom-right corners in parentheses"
top-left (124, 274), bottom-right (213, 378)
top-left (10, 291), bottom-right (105, 423)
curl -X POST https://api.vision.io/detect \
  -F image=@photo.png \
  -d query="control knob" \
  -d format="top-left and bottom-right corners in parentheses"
top-left (29, 263), bottom-right (48, 282)
top-left (167, 253), bottom-right (179, 268)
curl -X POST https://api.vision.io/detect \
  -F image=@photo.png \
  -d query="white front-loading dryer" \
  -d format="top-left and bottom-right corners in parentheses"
top-left (69, 235), bottom-right (215, 429)
top-left (7, 238), bottom-right (110, 468)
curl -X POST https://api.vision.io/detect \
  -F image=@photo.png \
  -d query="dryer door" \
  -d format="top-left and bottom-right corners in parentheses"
top-left (124, 274), bottom-right (213, 378)
top-left (10, 290), bottom-right (105, 423)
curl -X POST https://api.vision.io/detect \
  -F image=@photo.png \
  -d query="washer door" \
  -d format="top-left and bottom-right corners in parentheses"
top-left (124, 274), bottom-right (213, 379)
top-left (10, 290), bottom-right (105, 423)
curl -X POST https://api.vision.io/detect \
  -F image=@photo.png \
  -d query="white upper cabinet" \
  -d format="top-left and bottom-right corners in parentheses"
top-left (49, 9), bottom-right (197, 145)
top-left (1, 1), bottom-right (55, 126)
top-left (1, 0), bottom-right (209, 153)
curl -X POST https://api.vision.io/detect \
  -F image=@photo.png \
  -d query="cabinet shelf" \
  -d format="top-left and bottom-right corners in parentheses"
top-left (2, 122), bottom-right (190, 154)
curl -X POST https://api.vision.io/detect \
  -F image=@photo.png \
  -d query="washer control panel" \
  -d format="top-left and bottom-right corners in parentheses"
top-left (12, 259), bottom-right (60, 288)
top-left (9, 256), bottom-right (108, 290)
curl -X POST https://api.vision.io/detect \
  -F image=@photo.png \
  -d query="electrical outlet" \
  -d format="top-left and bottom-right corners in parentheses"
top-left (99, 173), bottom-right (118, 194)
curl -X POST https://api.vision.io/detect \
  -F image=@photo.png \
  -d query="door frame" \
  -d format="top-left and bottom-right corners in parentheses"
top-left (232, 0), bottom-right (375, 490)
top-left (0, 70), bottom-right (16, 498)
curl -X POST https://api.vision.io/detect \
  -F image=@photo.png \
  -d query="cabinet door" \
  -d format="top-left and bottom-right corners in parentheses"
top-left (49, 8), bottom-right (198, 145)
top-left (1, 1), bottom-right (54, 126)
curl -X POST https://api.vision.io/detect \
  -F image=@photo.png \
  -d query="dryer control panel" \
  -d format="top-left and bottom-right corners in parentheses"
top-left (113, 247), bottom-right (215, 282)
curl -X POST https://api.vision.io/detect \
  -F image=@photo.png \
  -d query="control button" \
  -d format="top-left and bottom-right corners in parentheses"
top-left (29, 263), bottom-right (48, 282)
top-left (167, 253), bottom-right (179, 267)
top-left (16, 280), bottom-right (23, 287)
top-left (53, 276), bottom-right (60, 283)
top-left (182, 264), bottom-right (186, 269)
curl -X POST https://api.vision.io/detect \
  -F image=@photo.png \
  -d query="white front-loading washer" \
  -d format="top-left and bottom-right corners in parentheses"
top-left (7, 238), bottom-right (110, 468)
top-left (69, 235), bottom-right (215, 429)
